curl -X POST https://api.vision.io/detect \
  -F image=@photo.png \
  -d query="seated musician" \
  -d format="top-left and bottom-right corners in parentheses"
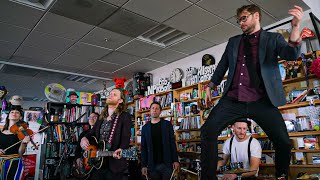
top-left (217, 118), bottom-right (262, 180)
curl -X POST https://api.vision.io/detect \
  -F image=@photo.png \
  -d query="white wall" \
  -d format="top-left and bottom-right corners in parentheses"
top-left (148, 0), bottom-right (320, 85)
top-left (22, 101), bottom-right (46, 109)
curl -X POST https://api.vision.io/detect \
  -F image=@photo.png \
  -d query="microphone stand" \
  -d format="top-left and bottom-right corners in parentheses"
top-left (53, 113), bottom-right (87, 178)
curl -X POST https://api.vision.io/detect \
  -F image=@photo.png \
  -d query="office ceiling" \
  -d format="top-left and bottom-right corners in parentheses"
top-left (0, 0), bottom-right (310, 102)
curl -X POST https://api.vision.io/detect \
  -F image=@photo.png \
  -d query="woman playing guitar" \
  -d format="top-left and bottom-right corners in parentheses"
top-left (0, 106), bottom-right (30, 180)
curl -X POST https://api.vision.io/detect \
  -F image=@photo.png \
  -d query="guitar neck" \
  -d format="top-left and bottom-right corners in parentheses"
top-left (97, 151), bottom-right (115, 157)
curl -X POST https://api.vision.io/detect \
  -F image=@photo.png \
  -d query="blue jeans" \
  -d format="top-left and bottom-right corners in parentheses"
top-left (150, 164), bottom-right (173, 180)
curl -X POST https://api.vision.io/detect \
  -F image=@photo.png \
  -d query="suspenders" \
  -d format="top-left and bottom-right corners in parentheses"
top-left (229, 136), bottom-right (253, 163)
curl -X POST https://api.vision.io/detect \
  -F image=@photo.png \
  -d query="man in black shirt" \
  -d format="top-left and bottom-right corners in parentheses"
top-left (141, 102), bottom-right (179, 180)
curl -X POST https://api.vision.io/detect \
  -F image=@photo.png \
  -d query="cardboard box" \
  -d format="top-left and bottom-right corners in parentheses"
top-left (306, 153), bottom-right (320, 164)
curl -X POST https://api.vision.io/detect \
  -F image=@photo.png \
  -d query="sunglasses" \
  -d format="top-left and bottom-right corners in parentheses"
top-left (236, 13), bottom-right (253, 24)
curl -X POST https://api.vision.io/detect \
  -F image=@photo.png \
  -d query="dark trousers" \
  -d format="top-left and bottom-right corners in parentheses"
top-left (150, 163), bottom-right (173, 180)
top-left (90, 167), bottom-right (124, 180)
top-left (201, 97), bottom-right (291, 180)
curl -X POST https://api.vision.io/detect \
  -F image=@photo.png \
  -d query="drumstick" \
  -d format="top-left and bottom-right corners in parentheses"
top-left (144, 174), bottom-right (148, 180)
top-left (181, 168), bottom-right (197, 175)
top-left (170, 169), bottom-right (175, 180)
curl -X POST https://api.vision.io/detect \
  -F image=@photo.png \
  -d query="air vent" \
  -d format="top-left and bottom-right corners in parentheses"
top-left (65, 75), bottom-right (98, 84)
top-left (138, 24), bottom-right (190, 47)
top-left (9, 0), bottom-right (55, 11)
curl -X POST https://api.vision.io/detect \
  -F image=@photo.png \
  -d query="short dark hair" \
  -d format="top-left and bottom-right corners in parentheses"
top-left (234, 118), bottom-right (252, 128)
top-left (150, 101), bottom-right (162, 111)
top-left (237, 4), bottom-right (261, 22)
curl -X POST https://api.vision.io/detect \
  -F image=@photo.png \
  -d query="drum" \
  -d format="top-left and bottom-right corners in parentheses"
top-left (230, 162), bottom-right (244, 170)
top-left (220, 165), bottom-right (231, 172)
top-left (0, 154), bottom-right (23, 180)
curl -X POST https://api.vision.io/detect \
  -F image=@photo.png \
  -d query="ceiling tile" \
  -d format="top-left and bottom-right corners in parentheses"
top-left (99, 9), bottom-right (158, 37)
top-left (9, 56), bottom-right (50, 67)
top-left (196, 22), bottom-right (241, 44)
top-left (36, 12), bottom-right (94, 40)
top-left (0, 22), bottom-right (30, 44)
top-left (79, 79), bottom-right (106, 92)
top-left (227, 11), bottom-right (277, 28)
top-left (81, 27), bottom-right (133, 50)
top-left (13, 45), bottom-right (61, 63)
top-left (251, 0), bottom-right (310, 20)
top-left (197, 0), bottom-right (249, 19)
top-left (0, 41), bottom-right (20, 59)
top-left (0, 1), bottom-right (44, 29)
top-left (50, 0), bottom-right (118, 26)
top-left (148, 49), bottom-right (187, 63)
top-left (86, 61), bottom-right (123, 73)
top-left (169, 37), bottom-right (213, 54)
top-left (187, 0), bottom-right (201, 3)
top-left (123, 0), bottom-right (191, 22)
top-left (100, 0), bottom-right (129, 7)
top-left (47, 63), bottom-right (82, 73)
top-left (59, 80), bottom-right (90, 91)
top-left (34, 71), bottom-right (69, 81)
top-left (66, 42), bottom-right (112, 60)
top-left (117, 39), bottom-right (163, 57)
top-left (78, 69), bottom-right (113, 79)
top-left (99, 51), bottom-right (141, 65)
top-left (164, 5), bottom-right (222, 35)
top-left (113, 59), bottom-right (166, 78)
top-left (23, 31), bottom-right (75, 53)
top-left (51, 53), bottom-right (96, 69)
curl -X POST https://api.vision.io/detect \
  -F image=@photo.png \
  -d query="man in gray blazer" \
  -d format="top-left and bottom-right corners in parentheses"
top-left (201, 4), bottom-right (303, 180)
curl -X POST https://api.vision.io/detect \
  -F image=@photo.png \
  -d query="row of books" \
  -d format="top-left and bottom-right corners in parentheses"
top-left (47, 124), bottom-right (89, 143)
top-left (49, 105), bottom-right (103, 123)
top-left (135, 92), bottom-right (173, 111)
top-left (178, 116), bottom-right (201, 130)
top-left (45, 142), bottom-right (77, 158)
top-left (174, 102), bottom-right (199, 117)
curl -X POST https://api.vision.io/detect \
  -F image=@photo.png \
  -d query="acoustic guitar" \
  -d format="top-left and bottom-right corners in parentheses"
top-left (72, 136), bottom-right (137, 179)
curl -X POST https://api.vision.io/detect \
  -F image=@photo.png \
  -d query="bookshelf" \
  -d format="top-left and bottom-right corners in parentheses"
top-left (43, 102), bottom-right (103, 179)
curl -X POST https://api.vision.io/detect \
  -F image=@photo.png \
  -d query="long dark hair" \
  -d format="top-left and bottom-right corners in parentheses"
top-left (99, 88), bottom-right (127, 120)
top-left (2, 109), bottom-right (23, 132)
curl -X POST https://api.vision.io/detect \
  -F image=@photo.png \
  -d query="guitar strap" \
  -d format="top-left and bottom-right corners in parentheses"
top-left (107, 114), bottom-right (120, 146)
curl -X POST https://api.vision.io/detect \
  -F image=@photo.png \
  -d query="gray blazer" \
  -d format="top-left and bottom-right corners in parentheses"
top-left (210, 30), bottom-right (300, 107)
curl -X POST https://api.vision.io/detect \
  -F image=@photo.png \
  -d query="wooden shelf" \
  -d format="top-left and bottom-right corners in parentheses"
top-left (259, 164), bottom-right (320, 168)
top-left (176, 139), bottom-right (201, 143)
top-left (278, 100), bottom-right (320, 110)
top-left (176, 114), bottom-right (201, 118)
top-left (176, 128), bottom-right (200, 133)
top-left (137, 106), bottom-right (171, 113)
top-left (282, 74), bottom-right (317, 85)
top-left (160, 115), bottom-right (174, 118)
top-left (180, 98), bottom-right (200, 103)
top-left (174, 84), bottom-right (198, 92)
top-left (162, 106), bottom-right (171, 110)
top-left (218, 131), bottom-right (320, 141)
top-left (153, 90), bottom-right (173, 96)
